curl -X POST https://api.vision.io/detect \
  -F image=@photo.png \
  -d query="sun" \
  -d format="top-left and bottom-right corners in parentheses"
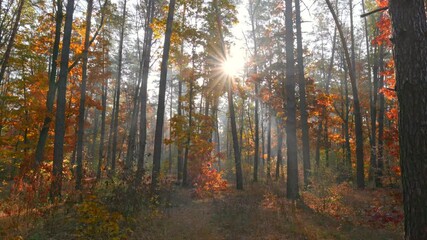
top-left (221, 58), bottom-right (238, 76)
top-left (221, 56), bottom-right (242, 77)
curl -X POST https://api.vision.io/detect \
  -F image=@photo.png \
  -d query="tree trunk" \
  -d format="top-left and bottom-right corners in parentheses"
top-left (111, 0), bottom-right (127, 173)
top-left (266, 105), bottom-right (271, 180)
top-left (285, 0), bottom-right (298, 200)
top-left (50, 0), bottom-right (75, 199)
top-left (76, 0), bottom-right (93, 190)
top-left (135, 0), bottom-right (155, 186)
top-left (151, 0), bottom-right (176, 191)
top-left (249, 0), bottom-right (260, 182)
top-left (228, 78), bottom-right (244, 190)
top-left (362, 0), bottom-right (376, 186)
top-left (34, 0), bottom-right (62, 166)
top-left (97, 60), bottom-right (107, 179)
top-left (295, 0), bottom-right (310, 187)
top-left (325, 0), bottom-right (365, 188)
top-left (376, 46), bottom-right (384, 187)
top-left (388, 1), bottom-right (427, 238)
top-left (275, 117), bottom-right (283, 181)
top-left (0, 0), bottom-right (24, 84)
top-left (182, 74), bottom-right (193, 186)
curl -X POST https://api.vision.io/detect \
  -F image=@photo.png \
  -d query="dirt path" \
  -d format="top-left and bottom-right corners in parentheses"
top-left (137, 183), bottom-right (403, 240)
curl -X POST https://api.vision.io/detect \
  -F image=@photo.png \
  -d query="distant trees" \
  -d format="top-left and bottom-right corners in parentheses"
top-left (0, 2), bottom-right (415, 234)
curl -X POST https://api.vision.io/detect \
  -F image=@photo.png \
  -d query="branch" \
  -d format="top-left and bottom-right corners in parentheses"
top-left (68, 0), bottom-right (109, 72)
top-left (360, 6), bottom-right (388, 18)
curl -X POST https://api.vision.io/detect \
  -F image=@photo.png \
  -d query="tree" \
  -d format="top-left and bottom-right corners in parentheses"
top-left (295, 0), bottom-right (310, 187)
top-left (325, 0), bottom-right (365, 188)
top-left (135, 0), bottom-right (155, 186)
top-left (75, 0), bottom-right (94, 191)
top-left (111, 0), bottom-right (127, 173)
top-left (285, 0), bottom-right (298, 200)
top-left (0, 0), bottom-right (24, 85)
top-left (248, 0), bottom-right (261, 182)
top-left (34, 0), bottom-right (63, 166)
top-left (51, 0), bottom-right (75, 199)
top-left (151, 0), bottom-right (177, 191)
top-left (388, 0), bottom-right (427, 238)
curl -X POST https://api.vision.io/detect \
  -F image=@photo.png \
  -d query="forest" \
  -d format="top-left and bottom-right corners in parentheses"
top-left (0, 0), bottom-right (426, 239)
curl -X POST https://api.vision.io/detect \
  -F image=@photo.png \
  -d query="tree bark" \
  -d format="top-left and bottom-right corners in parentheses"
top-left (376, 46), bottom-right (384, 187)
top-left (151, 0), bottom-right (176, 191)
top-left (0, 0), bottom-right (24, 85)
top-left (135, 0), bottom-right (155, 186)
top-left (275, 117), bottom-right (283, 181)
top-left (34, 0), bottom-right (62, 166)
top-left (76, 0), bottom-right (94, 190)
top-left (111, 0), bottom-right (127, 173)
top-left (249, 0), bottom-right (260, 182)
top-left (285, 0), bottom-right (298, 200)
top-left (228, 77), bottom-right (244, 190)
top-left (97, 58), bottom-right (107, 179)
top-left (50, 0), bottom-right (75, 199)
top-left (295, 0), bottom-right (310, 187)
top-left (388, 1), bottom-right (427, 238)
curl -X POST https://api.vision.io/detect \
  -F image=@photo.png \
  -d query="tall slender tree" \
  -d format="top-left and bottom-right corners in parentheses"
top-left (111, 0), bottom-right (127, 172)
top-left (285, 0), bottom-right (298, 200)
top-left (0, 0), bottom-right (24, 85)
top-left (135, 0), bottom-right (156, 186)
top-left (151, 0), bottom-right (177, 190)
top-left (325, 0), bottom-right (365, 188)
top-left (295, 0), bottom-right (310, 187)
top-left (51, 0), bottom-right (75, 199)
top-left (76, 0), bottom-right (94, 190)
top-left (34, 0), bottom-right (63, 166)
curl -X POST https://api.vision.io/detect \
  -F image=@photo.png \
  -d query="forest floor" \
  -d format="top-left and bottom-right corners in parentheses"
top-left (133, 181), bottom-right (403, 240)
top-left (1, 180), bottom-right (404, 240)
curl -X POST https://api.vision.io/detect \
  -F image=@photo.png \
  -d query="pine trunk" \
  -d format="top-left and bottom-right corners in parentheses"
top-left (285, 0), bottom-right (298, 200)
top-left (151, 0), bottom-right (176, 191)
top-left (389, 1), bottom-right (427, 238)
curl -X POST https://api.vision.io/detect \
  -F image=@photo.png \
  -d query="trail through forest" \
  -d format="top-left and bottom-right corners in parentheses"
top-left (136, 183), bottom-right (402, 240)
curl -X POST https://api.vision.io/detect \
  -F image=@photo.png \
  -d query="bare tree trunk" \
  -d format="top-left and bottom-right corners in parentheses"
top-left (266, 105), bottom-right (271, 181)
top-left (34, 0), bottom-right (62, 166)
top-left (151, 0), bottom-right (176, 190)
top-left (135, 0), bottom-right (155, 186)
top-left (0, 0), bottom-right (24, 84)
top-left (111, 0), bottom-right (127, 173)
top-left (50, 0), bottom-right (75, 200)
top-left (182, 74), bottom-right (193, 186)
top-left (275, 117), bottom-right (283, 181)
top-left (228, 77), bottom-right (244, 190)
top-left (76, 0), bottom-right (94, 190)
top-left (362, 0), bottom-right (377, 186)
top-left (249, 0), bottom-right (260, 182)
top-left (376, 46), bottom-right (384, 187)
top-left (295, 0), bottom-right (310, 187)
top-left (97, 59), bottom-right (107, 179)
top-left (285, 0), bottom-right (298, 200)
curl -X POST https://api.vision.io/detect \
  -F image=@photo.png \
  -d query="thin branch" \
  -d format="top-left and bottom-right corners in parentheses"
top-left (68, 0), bottom-right (109, 72)
top-left (360, 6), bottom-right (388, 18)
